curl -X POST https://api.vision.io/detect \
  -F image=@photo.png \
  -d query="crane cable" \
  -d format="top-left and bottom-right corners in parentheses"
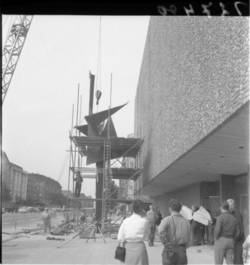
top-left (95, 16), bottom-right (102, 112)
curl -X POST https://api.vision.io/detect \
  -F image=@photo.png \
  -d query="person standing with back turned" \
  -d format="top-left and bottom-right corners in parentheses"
top-left (214, 201), bottom-right (239, 265)
top-left (227, 198), bottom-right (245, 265)
top-left (158, 199), bottom-right (191, 265)
top-left (117, 199), bottom-right (150, 265)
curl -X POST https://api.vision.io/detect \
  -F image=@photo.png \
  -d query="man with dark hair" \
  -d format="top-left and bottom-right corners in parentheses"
top-left (159, 199), bottom-right (191, 265)
top-left (214, 201), bottom-right (239, 265)
top-left (132, 199), bottom-right (144, 214)
top-left (227, 198), bottom-right (245, 265)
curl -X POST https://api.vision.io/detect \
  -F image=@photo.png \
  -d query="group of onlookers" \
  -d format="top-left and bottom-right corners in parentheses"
top-left (117, 198), bottom-right (249, 265)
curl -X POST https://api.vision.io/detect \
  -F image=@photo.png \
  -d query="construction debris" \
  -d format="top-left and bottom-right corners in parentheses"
top-left (57, 232), bottom-right (81, 248)
top-left (46, 236), bottom-right (65, 241)
top-left (79, 224), bottom-right (96, 239)
top-left (50, 220), bottom-right (75, 236)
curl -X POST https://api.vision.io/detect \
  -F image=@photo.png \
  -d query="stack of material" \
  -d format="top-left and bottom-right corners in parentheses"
top-left (104, 217), bottom-right (123, 236)
top-left (46, 236), bottom-right (65, 241)
top-left (50, 221), bottom-right (75, 236)
top-left (192, 206), bottom-right (212, 225)
top-left (79, 224), bottom-right (96, 239)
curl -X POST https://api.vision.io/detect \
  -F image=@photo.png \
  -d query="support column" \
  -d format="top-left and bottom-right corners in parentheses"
top-left (96, 161), bottom-right (103, 222)
top-left (248, 166), bottom-right (250, 234)
top-left (220, 175), bottom-right (236, 202)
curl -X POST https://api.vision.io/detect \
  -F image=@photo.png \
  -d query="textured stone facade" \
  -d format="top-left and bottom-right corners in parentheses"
top-left (135, 17), bottom-right (249, 187)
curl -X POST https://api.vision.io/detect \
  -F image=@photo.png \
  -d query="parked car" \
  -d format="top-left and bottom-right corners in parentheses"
top-left (18, 206), bottom-right (29, 213)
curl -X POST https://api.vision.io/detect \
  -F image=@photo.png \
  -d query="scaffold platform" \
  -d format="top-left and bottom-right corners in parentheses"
top-left (70, 166), bottom-right (141, 181)
top-left (71, 136), bottom-right (142, 163)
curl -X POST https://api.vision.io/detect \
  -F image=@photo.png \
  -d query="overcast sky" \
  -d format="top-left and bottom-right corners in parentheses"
top-left (2, 15), bottom-right (149, 196)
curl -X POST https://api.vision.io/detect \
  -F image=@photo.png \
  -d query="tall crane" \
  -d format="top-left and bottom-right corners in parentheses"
top-left (2, 15), bottom-right (33, 103)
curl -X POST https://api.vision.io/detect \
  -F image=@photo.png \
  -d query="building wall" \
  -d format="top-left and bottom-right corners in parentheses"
top-left (27, 173), bottom-right (62, 206)
top-left (2, 152), bottom-right (62, 206)
top-left (120, 135), bottom-right (136, 199)
top-left (21, 172), bottom-right (28, 201)
top-left (154, 183), bottom-right (201, 216)
top-left (135, 17), bottom-right (249, 186)
top-left (222, 174), bottom-right (249, 234)
top-left (155, 175), bottom-right (249, 234)
top-left (2, 152), bottom-right (28, 202)
top-left (2, 152), bottom-right (10, 186)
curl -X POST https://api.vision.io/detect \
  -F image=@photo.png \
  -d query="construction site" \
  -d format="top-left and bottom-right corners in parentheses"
top-left (2, 14), bottom-right (249, 265)
top-left (2, 15), bottom-right (151, 264)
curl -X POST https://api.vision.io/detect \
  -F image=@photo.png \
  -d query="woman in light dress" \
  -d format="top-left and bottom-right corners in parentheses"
top-left (117, 200), bottom-right (150, 265)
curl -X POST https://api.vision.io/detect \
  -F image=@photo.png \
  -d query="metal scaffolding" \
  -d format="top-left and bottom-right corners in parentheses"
top-left (67, 73), bottom-right (143, 232)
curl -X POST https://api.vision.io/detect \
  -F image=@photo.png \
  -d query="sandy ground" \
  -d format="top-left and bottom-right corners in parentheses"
top-left (2, 234), bottom-right (214, 264)
top-left (2, 213), bottom-right (214, 264)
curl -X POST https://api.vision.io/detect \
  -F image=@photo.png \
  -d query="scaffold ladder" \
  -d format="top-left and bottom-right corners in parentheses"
top-left (102, 139), bottom-right (112, 223)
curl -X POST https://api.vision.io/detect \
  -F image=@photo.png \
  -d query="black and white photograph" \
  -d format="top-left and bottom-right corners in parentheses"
top-left (1, 7), bottom-right (250, 265)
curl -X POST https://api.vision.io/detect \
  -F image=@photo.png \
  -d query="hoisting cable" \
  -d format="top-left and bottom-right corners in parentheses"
top-left (95, 16), bottom-right (102, 112)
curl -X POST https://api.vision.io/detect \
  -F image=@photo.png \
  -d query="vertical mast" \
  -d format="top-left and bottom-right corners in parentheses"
top-left (67, 104), bottom-right (74, 206)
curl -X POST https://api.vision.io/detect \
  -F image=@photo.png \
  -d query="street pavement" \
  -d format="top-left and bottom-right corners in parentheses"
top-left (2, 212), bottom-right (63, 233)
top-left (2, 234), bottom-right (214, 264)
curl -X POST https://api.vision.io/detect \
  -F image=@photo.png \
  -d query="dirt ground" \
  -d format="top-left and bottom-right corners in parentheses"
top-left (2, 234), bottom-right (214, 264)
top-left (2, 212), bottom-right (214, 264)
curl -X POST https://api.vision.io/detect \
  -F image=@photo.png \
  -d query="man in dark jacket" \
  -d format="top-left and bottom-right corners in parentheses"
top-left (227, 198), bottom-right (245, 265)
top-left (214, 201), bottom-right (239, 265)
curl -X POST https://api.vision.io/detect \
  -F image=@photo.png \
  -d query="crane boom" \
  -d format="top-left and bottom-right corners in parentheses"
top-left (2, 15), bottom-right (33, 103)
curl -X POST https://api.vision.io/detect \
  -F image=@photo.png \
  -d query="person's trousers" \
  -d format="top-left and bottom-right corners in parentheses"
top-left (43, 219), bottom-right (51, 233)
top-left (214, 237), bottom-right (234, 265)
top-left (148, 224), bottom-right (156, 246)
top-left (234, 239), bottom-right (244, 265)
top-left (207, 224), bottom-right (214, 245)
top-left (162, 245), bottom-right (187, 265)
top-left (75, 184), bottom-right (81, 197)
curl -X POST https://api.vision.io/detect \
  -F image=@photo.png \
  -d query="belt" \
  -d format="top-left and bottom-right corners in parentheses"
top-left (125, 239), bottom-right (143, 243)
top-left (221, 236), bottom-right (233, 239)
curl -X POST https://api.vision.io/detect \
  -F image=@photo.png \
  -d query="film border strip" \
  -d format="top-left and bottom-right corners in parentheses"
top-left (1, 1), bottom-right (249, 16)
top-left (157, 0), bottom-right (249, 16)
